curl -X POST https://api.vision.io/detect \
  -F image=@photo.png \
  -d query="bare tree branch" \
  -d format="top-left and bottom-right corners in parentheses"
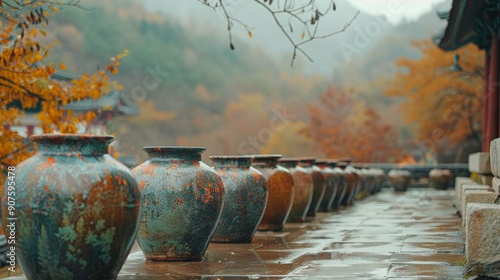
top-left (199, 0), bottom-right (358, 67)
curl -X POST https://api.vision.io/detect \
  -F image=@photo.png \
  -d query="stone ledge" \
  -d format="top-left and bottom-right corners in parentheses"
top-left (469, 152), bottom-right (491, 174)
top-left (462, 190), bottom-right (499, 227)
top-left (493, 177), bottom-right (500, 193)
top-left (459, 184), bottom-right (491, 215)
top-left (455, 177), bottom-right (474, 202)
top-left (466, 203), bottom-right (500, 278)
top-left (490, 138), bottom-right (500, 177)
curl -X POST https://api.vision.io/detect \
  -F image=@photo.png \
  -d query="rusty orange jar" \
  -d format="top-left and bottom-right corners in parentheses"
top-left (298, 159), bottom-right (325, 217)
top-left (1, 134), bottom-right (141, 280)
top-left (278, 159), bottom-right (313, 223)
top-left (253, 155), bottom-right (294, 232)
top-left (132, 147), bottom-right (224, 261)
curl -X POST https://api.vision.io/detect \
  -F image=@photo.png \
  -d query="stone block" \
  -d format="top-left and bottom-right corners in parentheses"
top-left (479, 174), bottom-right (494, 187)
top-left (491, 139), bottom-right (500, 177)
top-left (493, 177), bottom-right (500, 193)
top-left (455, 177), bottom-right (474, 201)
top-left (462, 190), bottom-right (499, 227)
top-left (469, 152), bottom-right (491, 174)
top-left (466, 203), bottom-right (500, 278)
top-left (460, 184), bottom-right (491, 215)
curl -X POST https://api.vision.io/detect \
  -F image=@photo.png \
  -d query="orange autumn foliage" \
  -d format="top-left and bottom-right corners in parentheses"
top-left (386, 40), bottom-right (484, 149)
top-left (305, 86), bottom-right (401, 163)
top-left (0, 2), bottom-right (126, 184)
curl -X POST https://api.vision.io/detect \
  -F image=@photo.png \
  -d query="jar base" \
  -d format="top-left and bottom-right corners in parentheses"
top-left (145, 254), bottom-right (203, 262)
top-left (211, 237), bottom-right (253, 243)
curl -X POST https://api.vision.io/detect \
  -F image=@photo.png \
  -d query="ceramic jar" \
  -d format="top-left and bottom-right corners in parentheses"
top-left (315, 159), bottom-right (337, 212)
top-left (429, 169), bottom-right (452, 190)
top-left (298, 159), bottom-right (325, 217)
top-left (132, 147), bottom-right (224, 261)
top-left (278, 159), bottom-right (313, 223)
top-left (210, 156), bottom-right (267, 243)
top-left (388, 169), bottom-right (412, 192)
top-left (1, 134), bottom-right (141, 280)
top-left (327, 160), bottom-right (347, 211)
top-left (253, 155), bottom-right (294, 232)
top-left (338, 162), bottom-right (357, 206)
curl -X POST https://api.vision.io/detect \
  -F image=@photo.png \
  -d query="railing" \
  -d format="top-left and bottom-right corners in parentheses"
top-left (366, 163), bottom-right (470, 188)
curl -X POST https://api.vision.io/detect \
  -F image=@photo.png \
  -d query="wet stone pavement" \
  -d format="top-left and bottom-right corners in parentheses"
top-left (5, 188), bottom-right (467, 279)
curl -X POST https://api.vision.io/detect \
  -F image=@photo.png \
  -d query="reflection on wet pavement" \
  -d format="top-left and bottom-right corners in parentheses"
top-left (6, 188), bottom-right (467, 279)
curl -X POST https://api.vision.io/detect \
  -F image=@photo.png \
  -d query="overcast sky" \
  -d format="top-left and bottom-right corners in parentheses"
top-left (347, 0), bottom-right (449, 24)
top-left (140, 0), bottom-right (451, 75)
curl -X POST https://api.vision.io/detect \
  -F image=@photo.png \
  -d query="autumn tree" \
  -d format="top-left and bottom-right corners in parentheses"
top-left (0, 1), bottom-right (125, 182)
top-left (305, 86), bottom-right (401, 163)
top-left (386, 40), bottom-right (484, 162)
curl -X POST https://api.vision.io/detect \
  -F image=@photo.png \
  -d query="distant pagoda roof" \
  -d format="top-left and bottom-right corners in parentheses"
top-left (63, 90), bottom-right (139, 115)
top-left (433, 0), bottom-right (500, 51)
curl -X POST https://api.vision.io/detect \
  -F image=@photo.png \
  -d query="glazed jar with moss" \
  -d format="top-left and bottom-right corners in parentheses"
top-left (132, 147), bottom-right (224, 261)
top-left (252, 155), bottom-right (294, 232)
top-left (298, 158), bottom-right (325, 217)
top-left (0, 134), bottom-right (141, 280)
top-left (278, 158), bottom-right (313, 223)
top-left (209, 156), bottom-right (267, 243)
top-left (315, 159), bottom-right (338, 212)
top-left (327, 160), bottom-right (347, 211)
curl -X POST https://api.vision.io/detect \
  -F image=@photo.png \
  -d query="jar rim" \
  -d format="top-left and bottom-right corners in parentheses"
top-left (251, 154), bottom-right (282, 160)
top-left (209, 155), bottom-right (254, 160)
top-left (30, 133), bottom-right (114, 143)
top-left (143, 146), bottom-right (206, 155)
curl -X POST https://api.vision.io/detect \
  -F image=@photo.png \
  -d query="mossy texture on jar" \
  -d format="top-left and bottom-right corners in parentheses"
top-left (132, 147), bottom-right (224, 261)
top-left (210, 156), bottom-right (267, 243)
top-left (1, 134), bottom-right (140, 280)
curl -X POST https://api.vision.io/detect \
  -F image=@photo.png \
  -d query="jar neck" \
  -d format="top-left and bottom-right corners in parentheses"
top-left (252, 154), bottom-right (281, 168)
top-left (32, 134), bottom-right (113, 155)
top-left (211, 157), bottom-right (252, 168)
top-left (298, 160), bottom-right (315, 168)
top-left (278, 160), bottom-right (298, 169)
top-left (252, 159), bottom-right (278, 168)
top-left (144, 146), bottom-right (205, 161)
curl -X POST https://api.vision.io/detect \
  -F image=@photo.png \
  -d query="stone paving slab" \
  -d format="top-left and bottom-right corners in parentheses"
top-left (4, 188), bottom-right (469, 279)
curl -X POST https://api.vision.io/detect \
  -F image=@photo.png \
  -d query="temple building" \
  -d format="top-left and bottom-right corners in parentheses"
top-left (4, 70), bottom-right (138, 137)
top-left (434, 0), bottom-right (500, 151)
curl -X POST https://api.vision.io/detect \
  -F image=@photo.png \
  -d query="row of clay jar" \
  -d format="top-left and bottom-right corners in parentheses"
top-left (1, 135), bottom-right (386, 280)
top-left (132, 148), bottom-right (387, 261)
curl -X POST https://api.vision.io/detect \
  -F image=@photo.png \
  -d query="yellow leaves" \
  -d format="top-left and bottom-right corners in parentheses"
top-left (385, 39), bottom-right (484, 146)
top-left (248, 31), bottom-right (253, 38)
top-left (49, 6), bottom-right (60, 15)
top-left (0, 2), bottom-right (128, 184)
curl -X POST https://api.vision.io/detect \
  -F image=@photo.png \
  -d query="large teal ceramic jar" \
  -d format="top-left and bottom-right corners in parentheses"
top-left (210, 156), bottom-right (267, 243)
top-left (1, 134), bottom-right (140, 280)
top-left (132, 147), bottom-right (224, 261)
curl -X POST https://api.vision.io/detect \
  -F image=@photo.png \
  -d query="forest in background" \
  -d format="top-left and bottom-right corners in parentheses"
top-left (36, 0), bottom-right (482, 163)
